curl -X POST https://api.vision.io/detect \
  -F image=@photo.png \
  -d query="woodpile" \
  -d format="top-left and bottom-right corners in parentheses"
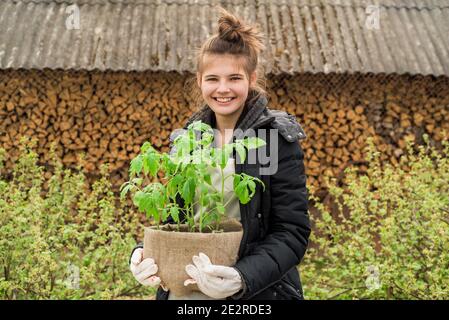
top-left (267, 73), bottom-right (449, 190)
top-left (0, 70), bottom-right (193, 189)
top-left (0, 69), bottom-right (448, 193)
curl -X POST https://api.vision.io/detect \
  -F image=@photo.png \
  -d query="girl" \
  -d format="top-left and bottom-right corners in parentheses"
top-left (130, 8), bottom-right (310, 300)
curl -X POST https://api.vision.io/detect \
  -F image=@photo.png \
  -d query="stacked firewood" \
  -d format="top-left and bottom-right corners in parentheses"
top-left (267, 74), bottom-right (449, 189)
top-left (0, 70), bottom-right (448, 192)
top-left (0, 70), bottom-right (195, 188)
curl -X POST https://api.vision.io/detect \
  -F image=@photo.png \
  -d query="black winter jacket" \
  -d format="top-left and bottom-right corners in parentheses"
top-left (132, 93), bottom-right (311, 300)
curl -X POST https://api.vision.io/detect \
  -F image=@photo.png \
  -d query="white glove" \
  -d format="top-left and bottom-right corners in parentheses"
top-left (184, 252), bottom-right (243, 299)
top-left (130, 248), bottom-right (161, 287)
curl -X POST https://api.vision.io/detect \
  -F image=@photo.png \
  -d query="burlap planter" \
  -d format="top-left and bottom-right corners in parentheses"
top-left (143, 218), bottom-right (243, 297)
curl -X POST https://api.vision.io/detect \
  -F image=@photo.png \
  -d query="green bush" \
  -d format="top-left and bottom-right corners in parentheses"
top-left (0, 138), bottom-right (152, 299)
top-left (2, 135), bottom-right (448, 300)
top-left (302, 135), bottom-right (449, 299)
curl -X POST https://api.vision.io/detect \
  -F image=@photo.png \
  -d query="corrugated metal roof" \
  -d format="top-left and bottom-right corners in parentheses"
top-left (1, 0), bottom-right (448, 75)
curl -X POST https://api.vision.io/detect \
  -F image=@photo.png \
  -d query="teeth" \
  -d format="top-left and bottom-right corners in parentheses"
top-left (216, 97), bottom-right (233, 103)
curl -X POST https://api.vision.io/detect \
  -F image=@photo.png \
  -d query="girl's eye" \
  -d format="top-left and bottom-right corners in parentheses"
top-left (205, 78), bottom-right (241, 81)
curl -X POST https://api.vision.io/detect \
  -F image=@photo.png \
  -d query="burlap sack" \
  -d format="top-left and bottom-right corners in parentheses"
top-left (143, 218), bottom-right (243, 297)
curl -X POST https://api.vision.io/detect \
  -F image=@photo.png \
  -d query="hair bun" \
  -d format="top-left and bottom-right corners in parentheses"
top-left (218, 9), bottom-right (243, 42)
top-left (215, 7), bottom-right (265, 55)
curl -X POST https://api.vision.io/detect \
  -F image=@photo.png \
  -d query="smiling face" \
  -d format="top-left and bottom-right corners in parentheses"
top-left (197, 54), bottom-right (256, 120)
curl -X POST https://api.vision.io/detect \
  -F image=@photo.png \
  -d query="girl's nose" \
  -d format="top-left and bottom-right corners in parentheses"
top-left (217, 80), bottom-right (231, 93)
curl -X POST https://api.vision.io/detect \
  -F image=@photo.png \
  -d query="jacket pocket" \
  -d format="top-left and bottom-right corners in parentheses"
top-left (274, 279), bottom-right (304, 300)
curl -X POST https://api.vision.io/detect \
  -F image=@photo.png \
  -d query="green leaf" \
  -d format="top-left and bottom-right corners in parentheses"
top-left (132, 177), bottom-right (143, 186)
top-left (170, 206), bottom-right (180, 223)
top-left (200, 132), bottom-right (214, 146)
top-left (204, 173), bottom-right (212, 186)
top-left (152, 205), bottom-right (160, 222)
top-left (161, 153), bottom-right (175, 174)
top-left (243, 137), bottom-right (266, 150)
top-left (185, 167), bottom-right (196, 179)
top-left (176, 134), bottom-right (194, 157)
top-left (239, 186), bottom-right (250, 204)
top-left (235, 143), bottom-right (246, 163)
top-left (216, 203), bottom-right (225, 215)
top-left (167, 175), bottom-right (183, 196)
top-left (120, 183), bottom-right (131, 200)
top-left (133, 191), bottom-right (152, 215)
top-left (215, 149), bottom-right (229, 169)
top-left (129, 155), bottom-right (143, 176)
top-left (224, 144), bottom-right (234, 157)
top-left (192, 150), bottom-right (204, 166)
top-left (161, 208), bottom-right (169, 222)
top-left (141, 141), bottom-right (153, 153)
top-left (155, 187), bottom-right (166, 209)
top-left (233, 174), bottom-right (241, 191)
top-left (211, 193), bottom-right (222, 203)
top-left (234, 182), bottom-right (245, 199)
top-left (201, 193), bottom-right (212, 207)
top-left (234, 179), bottom-right (251, 204)
top-left (143, 153), bottom-right (159, 177)
top-left (188, 120), bottom-right (213, 133)
top-left (200, 195), bottom-right (209, 207)
top-left (181, 178), bottom-right (196, 204)
top-left (253, 177), bottom-right (266, 192)
top-left (247, 180), bottom-right (256, 197)
top-left (202, 212), bottom-right (217, 228)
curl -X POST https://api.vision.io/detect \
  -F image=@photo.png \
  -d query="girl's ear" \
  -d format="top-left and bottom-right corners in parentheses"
top-left (197, 72), bottom-right (202, 87)
top-left (250, 71), bottom-right (257, 88)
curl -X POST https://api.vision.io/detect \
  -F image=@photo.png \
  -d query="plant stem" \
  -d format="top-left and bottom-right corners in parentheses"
top-left (216, 166), bottom-right (225, 230)
top-left (195, 195), bottom-right (234, 222)
top-left (223, 173), bottom-right (234, 181)
top-left (199, 189), bottom-right (203, 232)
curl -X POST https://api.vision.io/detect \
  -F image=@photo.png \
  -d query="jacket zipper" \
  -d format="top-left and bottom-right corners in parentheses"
top-left (257, 213), bottom-right (264, 238)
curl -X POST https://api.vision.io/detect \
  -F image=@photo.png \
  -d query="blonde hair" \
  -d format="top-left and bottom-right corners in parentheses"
top-left (186, 7), bottom-right (267, 110)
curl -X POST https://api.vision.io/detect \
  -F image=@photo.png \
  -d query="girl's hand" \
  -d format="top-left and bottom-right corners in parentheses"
top-left (184, 252), bottom-right (243, 299)
top-left (130, 248), bottom-right (161, 287)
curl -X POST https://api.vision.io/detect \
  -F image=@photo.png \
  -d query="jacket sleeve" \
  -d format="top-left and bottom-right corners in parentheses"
top-left (232, 135), bottom-right (311, 299)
